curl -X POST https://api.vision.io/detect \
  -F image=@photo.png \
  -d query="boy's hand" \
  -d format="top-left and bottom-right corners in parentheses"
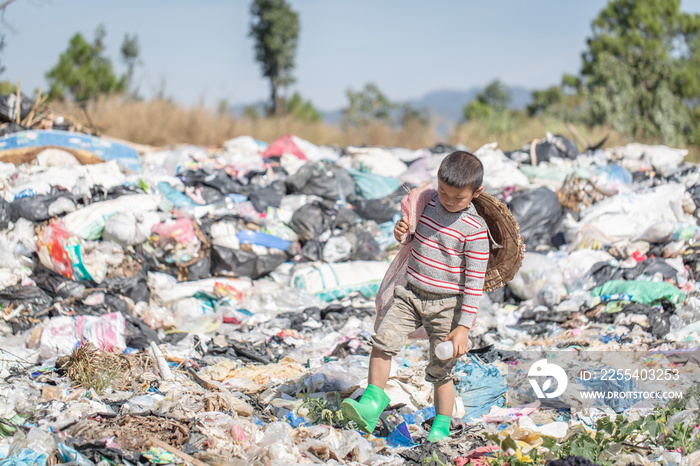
top-left (446, 325), bottom-right (471, 358)
top-left (394, 216), bottom-right (409, 243)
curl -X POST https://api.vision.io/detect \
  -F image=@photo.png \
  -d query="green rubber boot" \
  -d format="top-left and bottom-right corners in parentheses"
top-left (341, 384), bottom-right (390, 433)
top-left (426, 414), bottom-right (452, 442)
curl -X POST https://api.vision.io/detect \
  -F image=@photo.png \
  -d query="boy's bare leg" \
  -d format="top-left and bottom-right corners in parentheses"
top-left (368, 347), bottom-right (392, 389)
top-left (434, 380), bottom-right (454, 416)
top-left (342, 347), bottom-right (392, 433)
top-left (427, 380), bottom-right (455, 441)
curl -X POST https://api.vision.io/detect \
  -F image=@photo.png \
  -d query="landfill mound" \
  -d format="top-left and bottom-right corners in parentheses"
top-left (0, 114), bottom-right (699, 465)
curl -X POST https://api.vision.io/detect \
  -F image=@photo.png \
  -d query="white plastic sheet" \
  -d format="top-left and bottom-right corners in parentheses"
top-left (572, 183), bottom-right (697, 243)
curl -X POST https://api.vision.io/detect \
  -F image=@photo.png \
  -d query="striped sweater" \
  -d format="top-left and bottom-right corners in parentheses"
top-left (406, 193), bottom-right (490, 328)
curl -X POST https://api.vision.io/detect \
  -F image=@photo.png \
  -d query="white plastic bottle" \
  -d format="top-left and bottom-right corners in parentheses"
top-left (435, 339), bottom-right (473, 360)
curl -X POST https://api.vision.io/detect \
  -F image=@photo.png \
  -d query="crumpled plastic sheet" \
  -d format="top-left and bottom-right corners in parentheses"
top-left (454, 356), bottom-right (507, 421)
top-left (0, 449), bottom-right (48, 466)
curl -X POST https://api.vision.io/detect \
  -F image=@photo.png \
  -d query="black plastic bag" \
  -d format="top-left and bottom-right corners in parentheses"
top-left (508, 187), bottom-right (563, 250)
top-left (103, 269), bottom-right (151, 304)
top-left (589, 257), bottom-right (678, 288)
top-left (90, 184), bottom-right (145, 202)
top-left (430, 142), bottom-right (458, 154)
top-left (0, 198), bottom-right (10, 229)
top-left (349, 195), bottom-right (399, 224)
top-left (33, 266), bottom-right (96, 299)
top-left (633, 257), bottom-right (679, 280)
top-left (10, 194), bottom-right (54, 222)
top-left (286, 160), bottom-right (355, 201)
top-left (0, 93), bottom-right (33, 123)
top-left (619, 302), bottom-right (671, 338)
top-left (351, 230), bottom-right (382, 261)
top-left (301, 240), bottom-right (323, 261)
top-left (0, 122), bottom-right (25, 137)
top-left (10, 189), bottom-right (75, 222)
top-left (178, 169), bottom-right (247, 195)
top-left (249, 186), bottom-right (283, 212)
top-left (288, 202), bottom-right (334, 241)
top-left (0, 285), bottom-right (53, 311)
top-left (197, 186), bottom-right (225, 205)
top-left (530, 135), bottom-right (578, 165)
top-left (210, 245), bottom-right (286, 279)
top-left (687, 184), bottom-right (700, 214)
top-left (186, 254), bottom-right (212, 280)
top-left (124, 313), bottom-right (159, 349)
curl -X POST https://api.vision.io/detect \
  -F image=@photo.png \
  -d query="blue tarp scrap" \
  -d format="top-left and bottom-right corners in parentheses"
top-left (386, 422), bottom-right (416, 447)
top-left (346, 168), bottom-right (401, 200)
top-left (0, 130), bottom-right (142, 173)
top-left (454, 356), bottom-right (508, 421)
top-left (0, 449), bottom-right (48, 466)
top-left (237, 230), bottom-right (291, 251)
top-left (402, 405), bottom-right (436, 426)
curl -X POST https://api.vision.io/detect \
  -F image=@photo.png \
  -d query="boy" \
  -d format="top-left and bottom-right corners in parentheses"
top-left (341, 151), bottom-right (489, 442)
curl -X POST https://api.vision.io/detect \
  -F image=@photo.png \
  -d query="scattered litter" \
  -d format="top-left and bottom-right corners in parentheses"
top-left (0, 113), bottom-right (699, 464)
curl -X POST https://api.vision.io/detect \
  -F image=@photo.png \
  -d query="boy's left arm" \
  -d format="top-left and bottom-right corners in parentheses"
top-left (446, 224), bottom-right (490, 357)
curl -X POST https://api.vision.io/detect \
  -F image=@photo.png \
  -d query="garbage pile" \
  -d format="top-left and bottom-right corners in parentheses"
top-left (0, 123), bottom-right (699, 465)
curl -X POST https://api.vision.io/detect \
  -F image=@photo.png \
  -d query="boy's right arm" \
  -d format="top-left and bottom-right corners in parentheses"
top-left (394, 216), bottom-right (410, 243)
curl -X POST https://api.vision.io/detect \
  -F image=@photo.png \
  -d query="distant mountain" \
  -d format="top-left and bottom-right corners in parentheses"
top-left (320, 86), bottom-right (532, 128)
top-left (406, 86), bottom-right (532, 126)
top-left (230, 85), bottom-right (533, 129)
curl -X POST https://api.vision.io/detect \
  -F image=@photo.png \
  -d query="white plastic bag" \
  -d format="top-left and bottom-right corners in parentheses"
top-left (574, 183), bottom-right (697, 242)
top-left (507, 252), bottom-right (566, 300)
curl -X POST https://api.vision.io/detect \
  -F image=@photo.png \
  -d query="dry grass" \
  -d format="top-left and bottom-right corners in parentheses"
top-left (56, 344), bottom-right (128, 394)
top-left (451, 115), bottom-right (700, 162)
top-left (51, 96), bottom-right (442, 149)
top-left (56, 343), bottom-right (157, 394)
top-left (50, 97), bottom-right (700, 162)
top-left (450, 116), bottom-right (631, 153)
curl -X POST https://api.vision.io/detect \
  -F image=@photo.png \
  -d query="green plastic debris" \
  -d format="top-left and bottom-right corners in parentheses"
top-left (591, 279), bottom-right (685, 305)
top-left (142, 447), bottom-right (175, 464)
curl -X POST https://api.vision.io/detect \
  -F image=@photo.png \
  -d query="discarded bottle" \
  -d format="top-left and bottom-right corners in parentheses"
top-left (435, 339), bottom-right (473, 360)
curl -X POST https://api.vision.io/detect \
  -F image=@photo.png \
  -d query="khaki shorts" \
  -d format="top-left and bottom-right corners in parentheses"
top-left (371, 285), bottom-right (461, 385)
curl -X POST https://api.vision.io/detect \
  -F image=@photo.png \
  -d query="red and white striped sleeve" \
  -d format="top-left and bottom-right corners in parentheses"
top-left (459, 217), bottom-right (490, 328)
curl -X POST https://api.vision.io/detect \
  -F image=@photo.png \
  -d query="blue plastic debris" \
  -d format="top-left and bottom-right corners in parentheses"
top-left (346, 168), bottom-right (401, 200)
top-left (0, 130), bottom-right (142, 173)
top-left (386, 422), bottom-right (416, 447)
top-left (454, 356), bottom-right (507, 421)
top-left (402, 405), bottom-right (435, 426)
top-left (57, 443), bottom-right (92, 466)
top-left (157, 182), bottom-right (199, 210)
top-left (282, 409), bottom-right (310, 428)
top-left (0, 449), bottom-right (48, 466)
top-left (236, 230), bottom-right (291, 251)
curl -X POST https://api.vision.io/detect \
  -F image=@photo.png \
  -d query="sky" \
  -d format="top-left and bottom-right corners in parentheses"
top-left (3, 0), bottom-right (700, 112)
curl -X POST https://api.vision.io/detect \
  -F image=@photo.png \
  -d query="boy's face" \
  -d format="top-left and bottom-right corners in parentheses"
top-left (437, 179), bottom-right (483, 213)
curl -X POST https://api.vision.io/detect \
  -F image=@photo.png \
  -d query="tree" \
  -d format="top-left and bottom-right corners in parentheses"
top-left (527, 85), bottom-right (564, 117)
top-left (243, 104), bottom-right (260, 119)
top-left (249, 0), bottom-right (299, 116)
top-left (285, 92), bottom-right (321, 122)
top-left (399, 103), bottom-right (430, 127)
top-left (462, 79), bottom-right (512, 121)
top-left (342, 83), bottom-right (396, 127)
top-left (580, 0), bottom-right (700, 142)
top-left (46, 25), bottom-right (125, 102)
top-left (120, 33), bottom-right (140, 95)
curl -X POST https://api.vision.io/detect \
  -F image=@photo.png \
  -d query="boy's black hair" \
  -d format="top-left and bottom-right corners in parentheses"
top-left (437, 150), bottom-right (483, 191)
